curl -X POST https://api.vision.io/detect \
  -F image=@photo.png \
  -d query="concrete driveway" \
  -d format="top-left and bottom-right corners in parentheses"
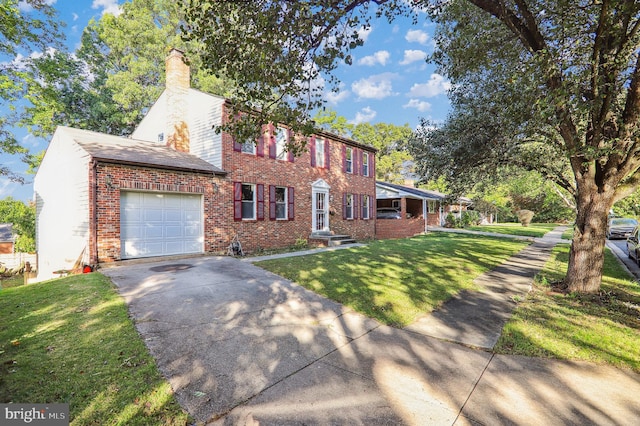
top-left (102, 254), bottom-right (640, 425)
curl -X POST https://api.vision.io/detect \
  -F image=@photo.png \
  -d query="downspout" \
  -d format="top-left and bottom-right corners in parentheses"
top-left (90, 159), bottom-right (98, 265)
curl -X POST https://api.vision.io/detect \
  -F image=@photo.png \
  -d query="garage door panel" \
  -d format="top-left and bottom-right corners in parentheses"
top-left (121, 192), bottom-right (203, 259)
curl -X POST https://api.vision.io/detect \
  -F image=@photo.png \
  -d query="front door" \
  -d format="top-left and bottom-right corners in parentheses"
top-left (311, 179), bottom-right (330, 233)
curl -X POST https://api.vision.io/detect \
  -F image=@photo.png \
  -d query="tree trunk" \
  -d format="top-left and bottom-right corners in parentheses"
top-left (565, 187), bottom-right (614, 293)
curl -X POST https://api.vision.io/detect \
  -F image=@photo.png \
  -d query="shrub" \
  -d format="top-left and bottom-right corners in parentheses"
top-left (516, 209), bottom-right (535, 226)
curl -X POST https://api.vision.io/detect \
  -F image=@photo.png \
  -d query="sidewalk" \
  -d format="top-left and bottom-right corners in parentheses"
top-left (405, 226), bottom-right (567, 349)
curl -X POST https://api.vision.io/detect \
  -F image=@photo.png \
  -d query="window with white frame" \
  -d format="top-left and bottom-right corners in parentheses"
top-left (345, 193), bottom-right (354, 219)
top-left (392, 199), bottom-right (400, 209)
top-left (428, 200), bottom-right (436, 213)
top-left (362, 194), bottom-right (370, 219)
top-left (275, 127), bottom-right (288, 160)
top-left (362, 152), bottom-right (369, 176)
top-left (345, 147), bottom-right (353, 173)
top-left (275, 186), bottom-right (287, 219)
top-left (241, 184), bottom-right (256, 219)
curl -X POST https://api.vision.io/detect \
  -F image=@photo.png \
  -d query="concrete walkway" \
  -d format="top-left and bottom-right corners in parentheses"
top-left (405, 226), bottom-right (566, 349)
top-left (102, 226), bottom-right (640, 425)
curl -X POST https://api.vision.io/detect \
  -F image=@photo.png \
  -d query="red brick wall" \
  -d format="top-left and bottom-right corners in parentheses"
top-left (220, 127), bottom-right (376, 253)
top-left (92, 131), bottom-right (376, 261)
top-left (93, 163), bottom-right (222, 263)
top-left (376, 218), bottom-right (425, 240)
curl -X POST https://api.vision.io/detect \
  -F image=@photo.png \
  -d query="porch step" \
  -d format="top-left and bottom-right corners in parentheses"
top-left (309, 233), bottom-right (358, 247)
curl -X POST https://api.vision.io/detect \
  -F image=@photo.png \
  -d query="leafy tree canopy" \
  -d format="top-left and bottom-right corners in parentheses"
top-left (20, 0), bottom-right (233, 140)
top-left (314, 109), bottom-right (413, 182)
top-left (182, 0), bottom-right (416, 151)
top-left (0, 0), bottom-right (63, 181)
top-left (0, 197), bottom-right (35, 252)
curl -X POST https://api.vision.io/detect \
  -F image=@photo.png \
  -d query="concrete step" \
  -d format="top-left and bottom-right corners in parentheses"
top-left (309, 233), bottom-right (358, 247)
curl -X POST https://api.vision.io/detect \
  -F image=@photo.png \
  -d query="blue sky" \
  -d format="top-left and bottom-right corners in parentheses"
top-left (3, 0), bottom-right (451, 202)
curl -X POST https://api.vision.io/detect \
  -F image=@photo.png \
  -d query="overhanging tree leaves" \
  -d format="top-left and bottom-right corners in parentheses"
top-left (182, 0), bottom-right (414, 151)
top-left (182, 0), bottom-right (640, 293)
top-left (0, 0), bottom-right (63, 181)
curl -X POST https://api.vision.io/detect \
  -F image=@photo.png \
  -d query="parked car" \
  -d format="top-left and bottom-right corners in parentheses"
top-left (627, 226), bottom-right (640, 265)
top-left (607, 217), bottom-right (638, 239)
top-left (376, 208), bottom-right (402, 219)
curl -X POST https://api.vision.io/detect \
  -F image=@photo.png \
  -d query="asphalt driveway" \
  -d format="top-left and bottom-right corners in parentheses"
top-left (102, 254), bottom-right (640, 425)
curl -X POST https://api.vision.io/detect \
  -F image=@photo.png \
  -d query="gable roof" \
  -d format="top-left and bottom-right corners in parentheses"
top-left (58, 126), bottom-right (227, 175)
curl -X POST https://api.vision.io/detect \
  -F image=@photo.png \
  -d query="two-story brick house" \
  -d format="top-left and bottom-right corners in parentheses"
top-left (33, 49), bottom-right (376, 281)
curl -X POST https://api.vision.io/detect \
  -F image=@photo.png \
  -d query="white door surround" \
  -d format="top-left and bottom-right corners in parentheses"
top-left (311, 179), bottom-right (330, 234)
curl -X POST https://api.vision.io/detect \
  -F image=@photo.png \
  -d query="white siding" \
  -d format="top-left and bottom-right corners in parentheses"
top-left (33, 127), bottom-right (91, 281)
top-left (131, 89), bottom-right (225, 169)
top-left (132, 92), bottom-right (167, 145)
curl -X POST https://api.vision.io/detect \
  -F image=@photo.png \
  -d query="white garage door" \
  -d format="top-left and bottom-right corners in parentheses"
top-left (120, 192), bottom-right (203, 259)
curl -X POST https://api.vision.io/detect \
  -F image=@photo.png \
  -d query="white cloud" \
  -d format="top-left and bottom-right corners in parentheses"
top-left (72, 13), bottom-right (79, 21)
top-left (92, 0), bottom-right (122, 17)
top-left (326, 89), bottom-right (350, 105)
top-left (405, 29), bottom-right (429, 45)
top-left (403, 99), bottom-right (432, 112)
top-left (358, 50), bottom-right (390, 66)
top-left (399, 49), bottom-right (427, 65)
top-left (18, 0), bottom-right (56, 12)
top-left (357, 26), bottom-right (373, 43)
top-left (350, 107), bottom-right (377, 125)
top-left (351, 73), bottom-right (397, 100)
top-left (407, 73), bottom-right (451, 97)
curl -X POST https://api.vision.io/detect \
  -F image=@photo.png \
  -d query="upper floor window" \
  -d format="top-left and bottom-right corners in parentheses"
top-left (345, 147), bottom-right (353, 173)
top-left (362, 152), bottom-right (369, 177)
top-left (315, 138), bottom-right (325, 168)
top-left (275, 127), bottom-right (288, 160)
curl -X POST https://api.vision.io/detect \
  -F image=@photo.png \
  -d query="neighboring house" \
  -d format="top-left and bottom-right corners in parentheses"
top-left (0, 224), bottom-right (14, 254)
top-left (375, 181), bottom-right (471, 239)
top-left (34, 49), bottom-right (376, 281)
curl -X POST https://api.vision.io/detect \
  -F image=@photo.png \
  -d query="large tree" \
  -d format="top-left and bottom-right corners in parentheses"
top-left (0, 0), bottom-right (63, 180)
top-left (19, 0), bottom-right (233, 140)
top-left (183, 0), bottom-right (640, 293)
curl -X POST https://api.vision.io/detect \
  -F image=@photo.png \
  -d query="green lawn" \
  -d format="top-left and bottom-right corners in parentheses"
top-left (467, 222), bottom-right (559, 238)
top-left (495, 245), bottom-right (640, 372)
top-left (257, 233), bottom-right (529, 326)
top-left (0, 274), bottom-right (190, 425)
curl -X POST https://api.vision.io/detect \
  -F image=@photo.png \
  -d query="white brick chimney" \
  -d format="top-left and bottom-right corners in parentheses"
top-left (165, 48), bottom-right (190, 152)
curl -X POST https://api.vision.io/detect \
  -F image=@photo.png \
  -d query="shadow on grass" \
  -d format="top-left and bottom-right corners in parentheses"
top-left (257, 233), bottom-right (530, 327)
top-left (494, 246), bottom-right (640, 372)
top-left (0, 274), bottom-right (190, 425)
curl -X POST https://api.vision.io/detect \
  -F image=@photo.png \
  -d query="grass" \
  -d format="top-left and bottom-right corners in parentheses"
top-left (466, 222), bottom-right (559, 237)
top-left (495, 244), bottom-right (640, 372)
top-left (256, 233), bottom-right (529, 327)
top-left (0, 274), bottom-right (25, 289)
top-left (0, 273), bottom-right (191, 425)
